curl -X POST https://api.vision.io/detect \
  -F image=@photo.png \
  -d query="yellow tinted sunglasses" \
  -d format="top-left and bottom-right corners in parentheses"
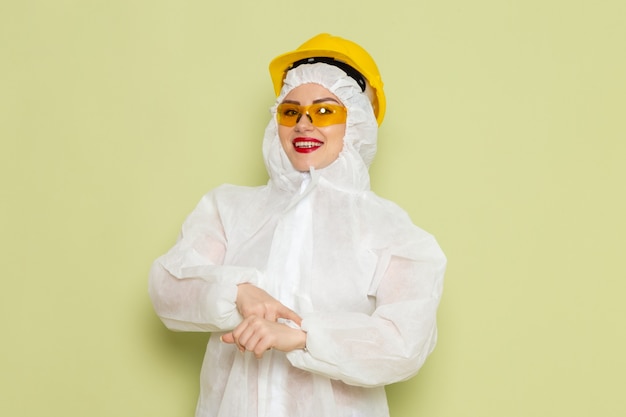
top-left (277, 103), bottom-right (347, 127)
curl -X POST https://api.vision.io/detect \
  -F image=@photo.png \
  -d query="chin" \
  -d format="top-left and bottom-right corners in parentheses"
top-left (294, 164), bottom-right (313, 172)
top-left (289, 158), bottom-right (316, 172)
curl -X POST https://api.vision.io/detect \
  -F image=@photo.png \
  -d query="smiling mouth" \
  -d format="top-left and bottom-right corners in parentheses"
top-left (293, 138), bottom-right (322, 153)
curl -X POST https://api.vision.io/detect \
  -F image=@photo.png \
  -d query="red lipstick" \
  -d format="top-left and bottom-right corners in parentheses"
top-left (292, 137), bottom-right (323, 154)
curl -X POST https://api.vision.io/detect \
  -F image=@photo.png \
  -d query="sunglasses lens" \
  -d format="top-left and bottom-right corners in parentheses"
top-left (276, 104), bottom-right (301, 127)
top-left (308, 103), bottom-right (347, 127)
top-left (277, 103), bottom-right (347, 127)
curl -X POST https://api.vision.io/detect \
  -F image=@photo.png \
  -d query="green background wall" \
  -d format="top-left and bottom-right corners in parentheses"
top-left (2, 1), bottom-right (624, 416)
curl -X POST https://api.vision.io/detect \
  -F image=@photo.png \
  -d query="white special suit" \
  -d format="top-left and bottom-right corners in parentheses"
top-left (148, 63), bottom-right (446, 417)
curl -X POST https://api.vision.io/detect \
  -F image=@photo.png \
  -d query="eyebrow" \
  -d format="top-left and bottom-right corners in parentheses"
top-left (281, 97), bottom-right (342, 105)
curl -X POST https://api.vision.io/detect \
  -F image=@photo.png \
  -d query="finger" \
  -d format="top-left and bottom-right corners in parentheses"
top-left (241, 317), bottom-right (278, 356)
top-left (254, 343), bottom-right (272, 358)
top-left (231, 319), bottom-right (254, 352)
top-left (238, 322), bottom-right (265, 353)
top-left (222, 332), bottom-right (244, 352)
top-left (220, 333), bottom-right (235, 344)
top-left (278, 306), bottom-right (303, 326)
top-left (251, 333), bottom-right (274, 359)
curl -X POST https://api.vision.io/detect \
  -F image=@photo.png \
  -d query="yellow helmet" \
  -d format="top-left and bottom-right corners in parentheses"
top-left (269, 33), bottom-right (386, 125)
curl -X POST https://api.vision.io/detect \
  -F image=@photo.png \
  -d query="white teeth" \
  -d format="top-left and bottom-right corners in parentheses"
top-left (294, 141), bottom-right (321, 149)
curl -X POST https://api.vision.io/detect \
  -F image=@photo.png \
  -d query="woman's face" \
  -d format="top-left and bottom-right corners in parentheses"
top-left (277, 83), bottom-right (346, 172)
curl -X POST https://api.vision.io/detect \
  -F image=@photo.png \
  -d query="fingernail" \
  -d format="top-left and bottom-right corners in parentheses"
top-left (219, 335), bottom-right (224, 343)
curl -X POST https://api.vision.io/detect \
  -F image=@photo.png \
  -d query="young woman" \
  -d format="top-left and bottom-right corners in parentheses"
top-left (149, 33), bottom-right (446, 417)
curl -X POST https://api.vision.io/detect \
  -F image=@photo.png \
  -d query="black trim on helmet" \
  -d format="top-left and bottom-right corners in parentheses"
top-left (288, 57), bottom-right (367, 92)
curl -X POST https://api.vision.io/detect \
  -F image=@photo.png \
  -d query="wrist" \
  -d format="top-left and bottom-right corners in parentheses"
top-left (298, 329), bottom-right (307, 351)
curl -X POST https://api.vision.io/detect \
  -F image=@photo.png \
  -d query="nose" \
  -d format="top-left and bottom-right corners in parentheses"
top-left (295, 111), bottom-right (314, 131)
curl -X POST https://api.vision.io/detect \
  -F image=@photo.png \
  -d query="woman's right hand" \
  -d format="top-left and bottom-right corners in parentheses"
top-left (236, 283), bottom-right (302, 325)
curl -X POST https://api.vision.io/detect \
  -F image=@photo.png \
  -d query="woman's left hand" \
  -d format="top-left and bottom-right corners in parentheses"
top-left (221, 315), bottom-right (307, 358)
